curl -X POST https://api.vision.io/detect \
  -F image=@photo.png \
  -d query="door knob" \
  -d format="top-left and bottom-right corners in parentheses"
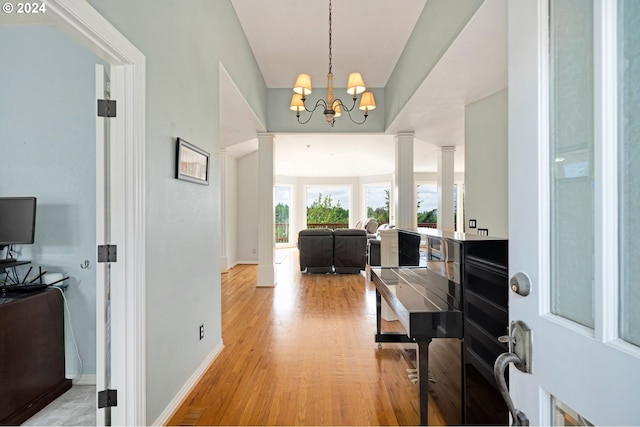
top-left (494, 320), bottom-right (532, 426)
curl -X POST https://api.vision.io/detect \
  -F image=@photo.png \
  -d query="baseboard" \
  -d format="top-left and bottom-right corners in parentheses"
top-left (68, 373), bottom-right (96, 385)
top-left (235, 260), bottom-right (258, 265)
top-left (151, 340), bottom-right (225, 426)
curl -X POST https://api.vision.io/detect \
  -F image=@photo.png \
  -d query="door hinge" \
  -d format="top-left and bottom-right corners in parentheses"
top-left (98, 245), bottom-right (118, 263)
top-left (97, 99), bottom-right (117, 117)
top-left (98, 389), bottom-right (118, 408)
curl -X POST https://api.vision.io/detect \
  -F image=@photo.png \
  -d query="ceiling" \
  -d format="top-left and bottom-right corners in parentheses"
top-left (222, 0), bottom-right (507, 177)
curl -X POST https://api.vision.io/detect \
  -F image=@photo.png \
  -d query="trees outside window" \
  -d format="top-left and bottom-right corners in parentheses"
top-left (275, 186), bottom-right (290, 243)
top-left (417, 183), bottom-right (438, 227)
top-left (306, 187), bottom-right (350, 228)
top-left (365, 184), bottom-right (390, 224)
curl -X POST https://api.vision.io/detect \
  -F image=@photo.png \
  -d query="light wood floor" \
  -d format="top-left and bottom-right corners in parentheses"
top-left (167, 249), bottom-right (446, 426)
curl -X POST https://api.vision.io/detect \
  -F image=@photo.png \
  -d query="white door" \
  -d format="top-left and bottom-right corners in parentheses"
top-left (508, 1), bottom-right (640, 425)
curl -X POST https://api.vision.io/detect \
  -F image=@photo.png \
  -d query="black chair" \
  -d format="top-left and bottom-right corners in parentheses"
top-left (298, 228), bottom-right (334, 273)
top-left (333, 229), bottom-right (367, 273)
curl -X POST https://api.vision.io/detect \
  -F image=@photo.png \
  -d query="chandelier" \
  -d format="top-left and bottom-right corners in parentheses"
top-left (289, 0), bottom-right (376, 127)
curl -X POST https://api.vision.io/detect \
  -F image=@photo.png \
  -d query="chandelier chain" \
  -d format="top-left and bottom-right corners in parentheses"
top-left (328, 0), bottom-right (332, 74)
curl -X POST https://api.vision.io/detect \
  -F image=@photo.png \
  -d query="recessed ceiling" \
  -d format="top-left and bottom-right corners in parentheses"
top-left (223, 0), bottom-right (507, 177)
top-left (231, 0), bottom-right (427, 89)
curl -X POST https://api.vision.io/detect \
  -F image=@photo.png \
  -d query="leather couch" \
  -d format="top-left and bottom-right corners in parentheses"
top-left (298, 228), bottom-right (367, 274)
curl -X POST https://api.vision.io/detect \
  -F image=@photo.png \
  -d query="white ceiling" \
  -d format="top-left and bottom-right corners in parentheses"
top-left (223, 0), bottom-right (507, 177)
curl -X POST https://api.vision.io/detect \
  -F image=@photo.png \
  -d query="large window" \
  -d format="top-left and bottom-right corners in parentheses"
top-left (275, 186), bottom-right (291, 244)
top-left (306, 186), bottom-right (350, 229)
top-left (364, 184), bottom-right (390, 225)
top-left (417, 183), bottom-right (438, 228)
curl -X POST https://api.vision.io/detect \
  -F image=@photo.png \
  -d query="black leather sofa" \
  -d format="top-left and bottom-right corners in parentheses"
top-left (298, 228), bottom-right (367, 273)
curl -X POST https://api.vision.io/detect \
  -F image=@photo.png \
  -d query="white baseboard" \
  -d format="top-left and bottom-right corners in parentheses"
top-left (67, 373), bottom-right (96, 385)
top-left (234, 260), bottom-right (258, 265)
top-left (151, 340), bottom-right (225, 426)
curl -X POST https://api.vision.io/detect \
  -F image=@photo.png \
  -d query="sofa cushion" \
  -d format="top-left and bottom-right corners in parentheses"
top-left (363, 218), bottom-right (379, 234)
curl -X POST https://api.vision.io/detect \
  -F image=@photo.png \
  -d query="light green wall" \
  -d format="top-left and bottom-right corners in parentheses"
top-left (464, 89), bottom-right (508, 238)
top-left (85, 0), bottom-right (267, 422)
top-left (0, 24), bottom-right (100, 380)
top-left (385, 0), bottom-right (484, 127)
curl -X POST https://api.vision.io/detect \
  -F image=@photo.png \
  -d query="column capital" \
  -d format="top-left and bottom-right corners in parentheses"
top-left (394, 132), bottom-right (415, 142)
top-left (257, 132), bottom-right (275, 141)
top-left (440, 145), bottom-right (456, 153)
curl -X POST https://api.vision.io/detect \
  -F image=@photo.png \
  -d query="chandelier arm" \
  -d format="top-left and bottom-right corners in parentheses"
top-left (342, 104), bottom-right (369, 125)
top-left (296, 98), bottom-right (329, 124)
top-left (334, 97), bottom-right (358, 113)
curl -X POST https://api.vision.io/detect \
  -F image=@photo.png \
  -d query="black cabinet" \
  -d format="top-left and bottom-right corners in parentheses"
top-left (0, 289), bottom-right (72, 425)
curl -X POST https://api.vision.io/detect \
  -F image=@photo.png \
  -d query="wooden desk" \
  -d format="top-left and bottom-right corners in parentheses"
top-left (371, 267), bottom-right (463, 426)
top-left (0, 288), bottom-right (71, 425)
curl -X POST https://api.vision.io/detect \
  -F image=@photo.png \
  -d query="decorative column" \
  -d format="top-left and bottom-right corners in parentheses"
top-left (395, 132), bottom-right (416, 230)
top-left (257, 133), bottom-right (275, 287)
top-left (219, 148), bottom-right (228, 273)
top-left (437, 146), bottom-right (456, 231)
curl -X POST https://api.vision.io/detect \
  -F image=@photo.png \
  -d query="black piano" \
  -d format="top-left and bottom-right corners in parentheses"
top-left (371, 229), bottom-right (509, 426)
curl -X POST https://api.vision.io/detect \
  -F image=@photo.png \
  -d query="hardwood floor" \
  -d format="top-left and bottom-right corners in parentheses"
top-left (167, 249), bottom-right (447, 426)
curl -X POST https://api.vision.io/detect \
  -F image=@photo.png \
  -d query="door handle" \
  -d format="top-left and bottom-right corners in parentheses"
top-left (494, 320), bottom-right (532, 426)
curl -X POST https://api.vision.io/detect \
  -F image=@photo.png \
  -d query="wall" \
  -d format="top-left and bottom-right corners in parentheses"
top-left (0, 25), bottom-right (100, 381)
top-left (223, 154), bottom-right (239, 269)
top-left (236, 152), bottom-right (259, 263)
top-left (83, 0), bottom-right (267, 422)
top-left (464, 89), bottom-right (508, 237)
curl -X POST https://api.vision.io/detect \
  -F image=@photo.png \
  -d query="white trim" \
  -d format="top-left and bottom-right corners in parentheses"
top-left (234, 261), bottom-right (259, 265)
top-left (45, 1), bottom-right (146, 425)
top-left (73, 374), bottom-right (98, 386)
top-left (151, 341), bottom-right (225, 426)
top-left (537, 0), bottom-right (551, 317)
top-left (594, 0), bottom-right (619, 343)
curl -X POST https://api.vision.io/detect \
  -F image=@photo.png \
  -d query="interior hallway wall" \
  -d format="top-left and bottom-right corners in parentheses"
top-left (464, 89), bottom-right (508, 237)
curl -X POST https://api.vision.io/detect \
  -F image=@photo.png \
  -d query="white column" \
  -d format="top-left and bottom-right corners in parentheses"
top-left (257, 133), bottom-right (275, 287)
top-left (395, 132), bottom-right (416, 230)
top-left (437, 146), bottom-right (456, 231)
top-left (219, 148), bottom-right (228, 273)
top-left (456, 179), bottom-right (464, 233)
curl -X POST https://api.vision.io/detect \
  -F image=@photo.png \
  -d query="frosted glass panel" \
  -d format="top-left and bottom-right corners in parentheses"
top-left (549, 0), bottom-right (594, 327)
top-left (618, 0), bottom-right (640, 347)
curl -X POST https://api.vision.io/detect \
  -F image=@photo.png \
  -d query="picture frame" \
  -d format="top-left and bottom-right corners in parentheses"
top-left (176, 138), bottom-right (209, 185)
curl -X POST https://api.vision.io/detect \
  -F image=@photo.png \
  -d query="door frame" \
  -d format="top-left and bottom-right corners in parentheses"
top-left (47, 1), bottom-right (146, 425)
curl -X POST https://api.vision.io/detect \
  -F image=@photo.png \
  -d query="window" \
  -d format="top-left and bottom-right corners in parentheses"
top-left (274, 186), bottom-right (291, 244)
top-left (364, 184), bottom-right (390, 225)
top-left (417, 183), bottom-right (437, 228)
top-left (306, 186), bottom-right (350, 229)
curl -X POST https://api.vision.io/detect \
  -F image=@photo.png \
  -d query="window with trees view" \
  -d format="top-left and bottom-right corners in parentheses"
top-left (417, 183), bottom-right (438, 228)
top-left (365, 184), bottom-right (390, 224)
top-left (306, 187), bottom-right (350, 229)
top-left (275, 186), bottom-right (290, 243)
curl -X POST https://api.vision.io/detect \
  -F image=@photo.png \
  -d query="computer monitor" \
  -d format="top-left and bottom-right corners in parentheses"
top-left (0, 197), bottom-right (37, 249)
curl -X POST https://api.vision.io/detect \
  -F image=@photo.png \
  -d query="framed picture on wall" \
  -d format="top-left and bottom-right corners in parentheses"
top-left (176, 137), bottom-right (209, 185)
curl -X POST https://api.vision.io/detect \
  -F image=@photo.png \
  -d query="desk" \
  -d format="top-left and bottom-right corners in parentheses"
top-left (371, 267), bottom-right (463, 426)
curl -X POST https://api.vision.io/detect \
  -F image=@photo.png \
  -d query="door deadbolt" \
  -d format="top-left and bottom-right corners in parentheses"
top-left (510, 272), bottom-right (531, 297)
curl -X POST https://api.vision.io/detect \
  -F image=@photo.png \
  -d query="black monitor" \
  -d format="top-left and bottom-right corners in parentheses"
top-left (0, 197), bottom-right (37, 248)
